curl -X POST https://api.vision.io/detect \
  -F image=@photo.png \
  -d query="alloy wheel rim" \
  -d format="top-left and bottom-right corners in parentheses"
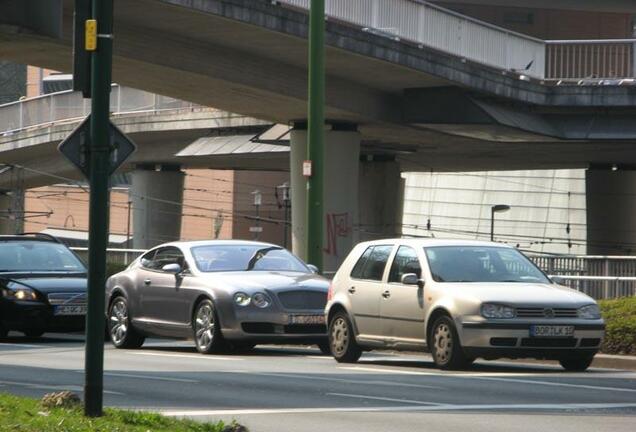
top-left (331, 317), bottom-right (349, 356)
top-left (195, 304), bottom-right (215, 350)
top-left (434, 323), bottom-right (452, 364)
top-left (109, 299), bottom-right (128, 345)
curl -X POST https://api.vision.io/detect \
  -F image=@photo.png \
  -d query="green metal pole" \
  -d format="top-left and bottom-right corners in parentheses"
top-left (84, 0), bottom-right (113, 417)
top-left (307, 0), bottom-right (325, 270)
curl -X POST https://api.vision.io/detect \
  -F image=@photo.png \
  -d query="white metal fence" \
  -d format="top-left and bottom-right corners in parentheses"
top-left (71, 248), bottom-right (145, 266)
top-left (0, 85), bottom-right (202, 136)
top-left (276, 0), bottom-right (636, 81)
top-left (529, 255), bottom-right (636, 299)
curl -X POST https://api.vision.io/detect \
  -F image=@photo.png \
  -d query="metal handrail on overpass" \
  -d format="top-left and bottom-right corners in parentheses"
top-left (0, 85), bottom-right (206, 136)
top-left (276, 0), bottom-right (636, 82)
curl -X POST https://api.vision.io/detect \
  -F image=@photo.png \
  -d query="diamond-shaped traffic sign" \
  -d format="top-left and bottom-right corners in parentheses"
top-left (58, 115), bottom-right (136, 178)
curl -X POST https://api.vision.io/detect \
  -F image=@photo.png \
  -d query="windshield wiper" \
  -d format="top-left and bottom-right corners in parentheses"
top-left (246, 246), bottom-right (283, 271)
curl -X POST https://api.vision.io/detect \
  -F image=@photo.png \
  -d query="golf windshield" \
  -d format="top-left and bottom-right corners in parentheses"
top-left (191, 245), bottom-right (310, 273)
top-left (0, 241), bottom-right (85, 272)
top-left (424, 246), bottom-right (549, 283)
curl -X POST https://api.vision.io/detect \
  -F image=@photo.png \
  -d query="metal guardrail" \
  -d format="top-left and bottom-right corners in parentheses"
top-left (529, 254), bottom-right (636, 299)
top-left (0, 85), bottom-right (203, 136)
top-left (71, 247), bottom-right (145, 266)
top-left (276, 0), bottom-right (636, 82)
top-left (545, 39), bottom-right (636, 80)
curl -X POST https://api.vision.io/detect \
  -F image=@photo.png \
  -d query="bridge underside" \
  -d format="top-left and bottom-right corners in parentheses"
top-left (2, 0), bottom-right (636, 174)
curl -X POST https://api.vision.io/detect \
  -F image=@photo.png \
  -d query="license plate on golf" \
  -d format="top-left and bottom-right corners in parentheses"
top-left (530, 325), bottom-right (574, 337)
top-left (289, 315), bottom-right (325, 325)
top-left (54, 305), bottom-right (87, 316)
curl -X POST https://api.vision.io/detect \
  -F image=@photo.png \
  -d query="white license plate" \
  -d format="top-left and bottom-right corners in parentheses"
top-left (54, 305), bottom-right (87, 316)
top-left (530, 325), bottom-right (574, 337)
top-left (289, 315), bottom-right (325, 325)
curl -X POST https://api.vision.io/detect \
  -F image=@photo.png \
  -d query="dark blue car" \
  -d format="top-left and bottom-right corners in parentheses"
top-left (0, 234), bottom-right (87, 338)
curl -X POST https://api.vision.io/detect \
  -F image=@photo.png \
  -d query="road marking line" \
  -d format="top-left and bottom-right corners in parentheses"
top-left (247, 371), bottom-right (442, 390)
top-left (341, 366), bottom-right (636, 393)
top-left (73, 370), bottom-right (198, 383)
top-left (0, 380), bottom-right (124, 395)
top-left (469, 376), bottom-right (636, 393)
top-left (161, 402), bottom-right (636, 417)
top-left (131, 351), bottom-right (242, 361)
top-left (0, 343), bottom-right (54, 349)
top-left (327, 392), bottom-right (444, 405)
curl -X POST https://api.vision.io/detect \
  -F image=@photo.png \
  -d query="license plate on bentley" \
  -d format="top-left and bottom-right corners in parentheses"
top-left (54, 305), bottom-right (87, 316)
top-left (530, 325), bottom-right (574, 337)
top-left (289, 315), bottom-right (325, 325)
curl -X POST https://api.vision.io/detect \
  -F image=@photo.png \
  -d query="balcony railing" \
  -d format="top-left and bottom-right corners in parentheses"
top-left (275, 0), bottom-right (636, 82)
top-left (0, 85), bottom-right (203, 136)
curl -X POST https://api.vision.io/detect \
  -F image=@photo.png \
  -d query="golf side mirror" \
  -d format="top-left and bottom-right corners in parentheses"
top-left (162, 263), bottom-right (182, 275)
top-left (307, 264), bottom-right (319, 274)
top-left (401, 273), bottom-right (420, 285)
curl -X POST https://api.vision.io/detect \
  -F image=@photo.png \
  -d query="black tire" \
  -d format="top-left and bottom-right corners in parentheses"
top-left (329, 311), bottom-right (362, 363)
top-left (23, 329), bottom-right (45, 338)
top-left (430, 315), bottom-right (471, 370)
top-left (559, 355), bottom-right (595, 372)
top-left (108, 296), bottom-right (145, 349)
top-left (193, 299), bottom-right (228, 354)
top-left (317, 340), bottom-right (331, 355)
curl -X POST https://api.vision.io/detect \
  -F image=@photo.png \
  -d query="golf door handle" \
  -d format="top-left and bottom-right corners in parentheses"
top-left (348, 287), bottom-right (356, 294)
top-left (144, 279), bottom-right (151, 285)
top-left (382, 290), bottom-right (391, 298)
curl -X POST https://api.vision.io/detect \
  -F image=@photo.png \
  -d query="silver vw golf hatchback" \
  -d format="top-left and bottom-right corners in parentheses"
top-left (325, 239), bottom-right (604, 371)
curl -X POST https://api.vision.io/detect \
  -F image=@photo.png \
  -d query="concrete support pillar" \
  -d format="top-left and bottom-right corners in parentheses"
top-left (290, 124), bottom-right (361, 272)
top-left (0, 192), bottom-right (13, 235)
top-left (130, 165), bottom-right (185, 249)
top-left (0, 190), bottom-right (24, 235)
top-left (586, 167), bottom-right (636, 255)
top-left (358, 159), bottom-right (404, 243)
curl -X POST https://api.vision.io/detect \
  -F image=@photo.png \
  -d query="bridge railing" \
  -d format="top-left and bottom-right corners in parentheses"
top-left (545, 39), bottom-right (636, 81)
top-left (0, 85), bottom-right (201, 136)
top-left (277, 0), bottom-right (546, 78)
top-left (276, 0), bottom-right (636, 82)
top-left (528, 254), bottom-right (636, 299)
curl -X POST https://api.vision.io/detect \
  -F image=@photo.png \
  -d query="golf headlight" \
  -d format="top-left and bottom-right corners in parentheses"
top-left (578, 304), bottom-right (601, 319)
top-left (234, 292), bottom-right (251, 307)
top-left (481, 303), bottom-right (515, 319)
top-left (252, 292), bottom-right (272, 309)
top-left (1, 287), bottom-right (38, 301)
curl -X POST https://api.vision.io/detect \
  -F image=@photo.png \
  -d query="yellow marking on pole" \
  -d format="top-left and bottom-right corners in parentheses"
top-left (85, 19), bottom-right (97, 51)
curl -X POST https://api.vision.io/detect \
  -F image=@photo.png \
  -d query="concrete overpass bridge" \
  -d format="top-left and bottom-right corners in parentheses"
top-left (2, 0), bottom-right (636, 267)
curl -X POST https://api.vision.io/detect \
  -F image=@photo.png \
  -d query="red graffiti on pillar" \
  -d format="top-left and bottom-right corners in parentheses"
top-left (324, 213), bottom-right (351, 256)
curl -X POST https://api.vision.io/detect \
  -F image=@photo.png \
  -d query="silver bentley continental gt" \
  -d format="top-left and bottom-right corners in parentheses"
top-left (105, 240), bottom-right (330, 354)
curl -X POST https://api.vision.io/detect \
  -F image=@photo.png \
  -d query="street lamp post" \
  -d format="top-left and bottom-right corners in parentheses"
top-left (490, 204), bottom-right (511, 242)
top-left (252, 190), bottom-right (262, 240)
top-left (277, 182), bottom-right (291, 248)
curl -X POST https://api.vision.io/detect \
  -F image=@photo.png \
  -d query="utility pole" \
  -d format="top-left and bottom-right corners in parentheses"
top-left (307, 0), bottom-right (325, 270)
top-left (85, 0), bottom-right (113, 417)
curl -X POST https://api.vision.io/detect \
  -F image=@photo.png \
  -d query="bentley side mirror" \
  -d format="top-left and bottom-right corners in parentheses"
top-left (401, 273), bottom-right (420, 285)
top-left (162, 263), bottom-right (182, 275)
top-left (307, 264), bottom-right (319, 274)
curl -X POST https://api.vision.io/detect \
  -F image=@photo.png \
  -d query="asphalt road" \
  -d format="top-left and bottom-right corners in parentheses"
top-left (1, 333), bottom-right (635, 432)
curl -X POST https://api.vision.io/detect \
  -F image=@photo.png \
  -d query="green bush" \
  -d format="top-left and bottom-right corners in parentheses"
top-left (599, 297), bottom-right (636, 355)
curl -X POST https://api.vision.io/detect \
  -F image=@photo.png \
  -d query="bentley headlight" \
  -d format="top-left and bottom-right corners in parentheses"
top-left (1, 287), bottom-right (38, 301)
top-left (252, 292), bottom-right (272, 309)
top-left (233, 292), bottom-right (251, 307)
top-left (481, 303), bottom-right (515, 319)
top-left (578, 304), bottom-right (601, 320)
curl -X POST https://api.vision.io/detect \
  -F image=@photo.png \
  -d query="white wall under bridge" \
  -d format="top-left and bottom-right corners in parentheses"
top-left (402, 169), bottom-right (587, 255)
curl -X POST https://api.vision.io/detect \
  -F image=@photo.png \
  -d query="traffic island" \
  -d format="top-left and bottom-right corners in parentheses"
top-left (0, 392), bottom-right (247, 432)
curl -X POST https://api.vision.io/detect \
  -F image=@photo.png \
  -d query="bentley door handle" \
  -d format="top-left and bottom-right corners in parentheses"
top-left (348, 287), bottom-right (356, 294)
top-left (144, 279), bottom-right (152, 285)
top-left (381, 290), bottom-right (391, 298)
